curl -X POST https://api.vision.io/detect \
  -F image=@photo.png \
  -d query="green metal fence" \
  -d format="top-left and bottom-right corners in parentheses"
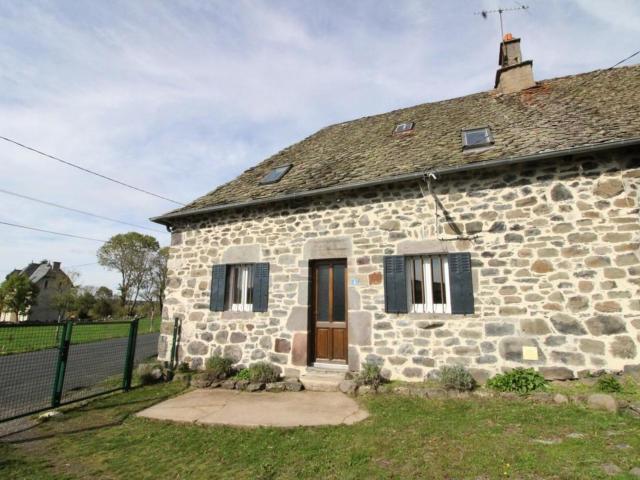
top-left (0, 319), bottom-right (159, 423)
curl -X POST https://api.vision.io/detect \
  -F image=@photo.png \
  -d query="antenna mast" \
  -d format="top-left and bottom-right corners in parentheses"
top-left (475, 5), bottom-right (529, 42)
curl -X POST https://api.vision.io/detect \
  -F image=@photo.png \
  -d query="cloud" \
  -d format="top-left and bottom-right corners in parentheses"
top-left (0, 0), bottom-right (639, 289)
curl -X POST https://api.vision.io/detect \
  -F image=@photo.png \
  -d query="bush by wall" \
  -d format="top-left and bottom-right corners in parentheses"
top-left (487, 368), bottom-right (547, 394)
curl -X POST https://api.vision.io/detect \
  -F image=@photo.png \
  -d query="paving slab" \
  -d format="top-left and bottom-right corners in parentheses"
top-left (136, 389), bottom-right (368, 427)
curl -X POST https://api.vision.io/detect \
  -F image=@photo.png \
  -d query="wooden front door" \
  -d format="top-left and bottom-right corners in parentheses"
top-left (311, 259), bottom-right (348, 364)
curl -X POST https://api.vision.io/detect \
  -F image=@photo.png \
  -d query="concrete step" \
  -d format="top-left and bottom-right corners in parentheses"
top-left (300, 368), bottom-right (346, 392)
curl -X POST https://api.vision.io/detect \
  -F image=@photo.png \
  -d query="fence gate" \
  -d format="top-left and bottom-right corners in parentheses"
top-left (0, 319), bottom-right (159, 423)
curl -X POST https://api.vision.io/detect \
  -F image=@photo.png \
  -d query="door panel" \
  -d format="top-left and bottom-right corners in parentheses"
top-left (311, 259), bottom-right (348, 364)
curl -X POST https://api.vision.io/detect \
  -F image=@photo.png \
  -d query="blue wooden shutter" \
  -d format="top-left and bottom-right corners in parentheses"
top-left (252, 263), bottom-right (270, 313)
top-left (383, 255), bottom-right (408, 313)
top-left (448, 253), bottom-right (474, 314)
top-left (210, 264), bottom-right (227, 311)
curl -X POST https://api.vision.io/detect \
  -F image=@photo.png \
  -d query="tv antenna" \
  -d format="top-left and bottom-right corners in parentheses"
top-left (475, 5), bottom-right (529, 42)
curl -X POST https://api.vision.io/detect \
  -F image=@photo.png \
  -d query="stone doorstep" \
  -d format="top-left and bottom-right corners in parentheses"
top-left (300, 368), bottom-right (347, 392)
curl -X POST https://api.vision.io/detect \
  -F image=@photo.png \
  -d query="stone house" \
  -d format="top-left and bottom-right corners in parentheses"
top-left (0, 260), bottom-right (73, 322)
top-left (152, 36), bottom-right (640, 383)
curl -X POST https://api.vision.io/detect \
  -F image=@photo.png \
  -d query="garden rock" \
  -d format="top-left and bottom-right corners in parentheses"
top-left (191, 373), bottom-right (214, 388)
top-left (358, 386), bottom-right (372, 395)
top-left (246, 383), bottom-right (264, 392)
top-left (221, 379), bottom-right (236, 390)
top-left (629, 467), bottom-right (640, 477)
top-left (425, 388), bottom-right (447, 399)
top-left (601, 464), bottom-right (622, 476)
top-left (553, 394), bottom-right (569, 404)
top-left (265, 382), bottom-right (286, 393)
top-left (339, 380), bottom-right (357, 395)
top-left (235, 380), bottom-right (250, 391)
top-left (38, 410), bottom-right (63, 421)
top-left (284, 381), bottom-right (303, 392)
top-left (172, 373), bottom-right (191, 386)
top-left (587, 394), bottom-right (618, 413)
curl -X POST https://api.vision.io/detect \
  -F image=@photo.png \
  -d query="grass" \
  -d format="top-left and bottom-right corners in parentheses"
top-left (1, 383), bottom-right (639, 479)
top-left (0, 317), bottom-right (160, 355)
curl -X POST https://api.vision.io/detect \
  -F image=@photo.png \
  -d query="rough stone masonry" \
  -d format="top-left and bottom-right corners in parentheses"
top-left (158, 147), bottom-right (640, 382)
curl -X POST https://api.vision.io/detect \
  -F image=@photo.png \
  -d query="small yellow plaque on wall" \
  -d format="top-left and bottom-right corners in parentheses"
top-left (522, 346), bottom-right (539, 361)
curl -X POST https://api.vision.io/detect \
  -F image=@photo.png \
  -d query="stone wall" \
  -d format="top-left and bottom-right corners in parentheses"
top-left (158, 147), bottom-right (640, 381)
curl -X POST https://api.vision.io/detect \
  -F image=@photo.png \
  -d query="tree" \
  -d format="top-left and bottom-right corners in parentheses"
top-left (76, 289), bottom-right (96, 319)
top-left (92, 286), bottom-right (114, 319)
top-left (0, 274), bottom-right (39, 320)
top-left (52, 288), bottom-right (78, 321)
top-left (97, 232), bottom-right (160, 316)
top-left (143, 247), bottom-right (169, 319)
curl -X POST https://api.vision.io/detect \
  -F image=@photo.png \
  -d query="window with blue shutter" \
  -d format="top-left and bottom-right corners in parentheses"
top-left (210, 262), bottom-right (270, 313)
top-left (384, 253), bottom-right (474, 315)
top-left (383, 255), bottom-right (408, 313)
top-left (448, 252), bottom-right (474, 314)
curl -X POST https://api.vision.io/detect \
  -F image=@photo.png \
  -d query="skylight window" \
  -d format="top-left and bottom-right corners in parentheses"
top-left (259, 164), bottom-right (291, 185)
top-left (462, 127), bottom-right (493, 149)
top-left (393, 122), bottom-right (415, 134)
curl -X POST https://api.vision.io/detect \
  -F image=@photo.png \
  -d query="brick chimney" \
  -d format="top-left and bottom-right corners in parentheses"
top-left (494, 34), bottom-right (535, 94)
top-left (53, 261), bottom-right (61, 271)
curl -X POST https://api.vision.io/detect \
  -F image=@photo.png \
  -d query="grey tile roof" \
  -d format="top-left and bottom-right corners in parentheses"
top-left (155, 64), bottom-right (640, 222)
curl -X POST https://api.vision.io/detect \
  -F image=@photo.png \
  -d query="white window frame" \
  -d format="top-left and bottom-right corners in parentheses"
top-left (406, 255), bottom-right (451, 314)
top-left (462, 127), bottom-right (493, 149)
top-left (226, 264), bottom-right (254, 312)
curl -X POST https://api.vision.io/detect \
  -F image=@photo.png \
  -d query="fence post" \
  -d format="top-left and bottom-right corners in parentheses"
top-left (169, 316), bottom-right (181, 370)
top-left (51, 321), bottom-right (73, 408)
top-left (122, 318), bottom-right (139, 391)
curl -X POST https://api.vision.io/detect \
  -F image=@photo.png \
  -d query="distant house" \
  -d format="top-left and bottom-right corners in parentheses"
top-left (0, 261), bottom-right (73, 322)
top-left (152, 35), bottom-right (640, 383)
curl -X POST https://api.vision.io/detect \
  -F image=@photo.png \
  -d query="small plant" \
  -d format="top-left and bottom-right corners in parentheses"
top-left (438, 365), bottom-right (476, 392)
top-left (205, 355), bottom-right (234, 380)
top-left (596, 374), bottom-right (622, 393)
top-left (247, 362), bottom-right (280, 383)
top-left (487, 368), bottom-right (547, 394)
top-left (176, 362), bottom-right (191, 373)
top-left (357, 362), bottom-right (383, 390)
top-left (233, 368), bottom-right (251, 381)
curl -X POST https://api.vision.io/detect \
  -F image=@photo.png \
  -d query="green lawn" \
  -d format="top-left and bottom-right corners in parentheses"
top-left (1, 383), bottom-right (639, 479)
top-left (0, 317), bottom-right (160, 355)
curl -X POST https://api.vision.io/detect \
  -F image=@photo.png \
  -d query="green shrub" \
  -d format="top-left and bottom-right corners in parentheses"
top-left (487, 368), bottom-right (547, 394)
top-left (205, 355), bottom-right (234, 379)
top-left (438, 365), bottom-right (476, 391)
top-left (233, 368), bottom-right (251, 381)
top-left (357, 362), bottom-right (383, 390)
top-left (596, 374), bottom-right (622, 393)
top-left (248, 362), bottom-right (280, 383)
top-left (176, 362), bottom-right (191, 373)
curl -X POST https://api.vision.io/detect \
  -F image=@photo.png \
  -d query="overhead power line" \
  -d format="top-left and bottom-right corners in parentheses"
top-left (0, 188), bottom-right (164, 233)
top-left (0, 135), bottom-right (186, 206)
top-left (0, 220), bottom-right (107, 243)
top-left (610, 49), bottom-right (640, 69)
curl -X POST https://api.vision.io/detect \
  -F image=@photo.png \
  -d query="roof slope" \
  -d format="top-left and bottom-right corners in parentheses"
top-left (157, 64), bottom-right (640, 222)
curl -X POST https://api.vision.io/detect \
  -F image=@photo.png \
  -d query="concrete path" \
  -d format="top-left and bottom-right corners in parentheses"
top-left (137, 389), bottom-right (369, 427)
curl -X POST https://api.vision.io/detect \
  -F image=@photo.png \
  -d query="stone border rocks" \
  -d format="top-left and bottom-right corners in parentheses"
top-left (189, 375), bottom-right (304, 393)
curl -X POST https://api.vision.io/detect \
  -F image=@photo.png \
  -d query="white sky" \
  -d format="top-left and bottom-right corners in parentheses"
top-left (1, 0), bottom-right (639, 290)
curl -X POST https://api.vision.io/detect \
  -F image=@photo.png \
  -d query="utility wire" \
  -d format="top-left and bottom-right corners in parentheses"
top-left (0, 188), bottom-right (164, 233)
top-left (610, 49), bottom-right (640, 69)
top-left (67, 262), bottom-right (99, 268)
top-left (0, 135), bottom-right (186, 206)
top-left (0, 220), bottom-right (107, 243)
